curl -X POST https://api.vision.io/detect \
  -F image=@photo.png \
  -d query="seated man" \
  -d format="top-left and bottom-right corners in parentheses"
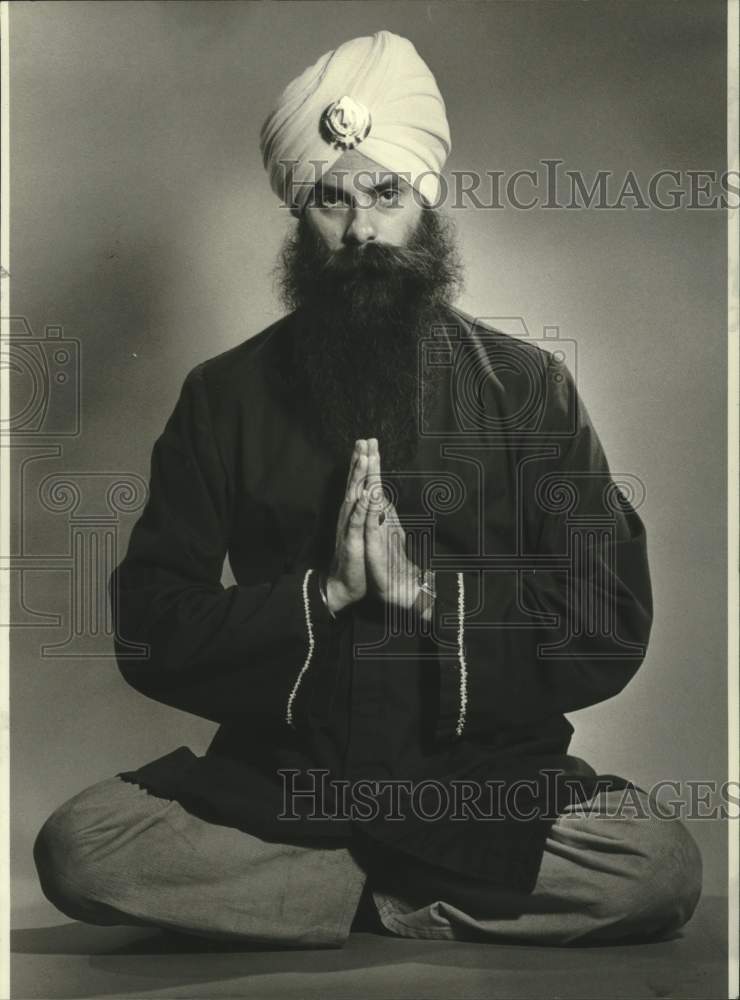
top-left (34, 29), bottom-right (702, 948)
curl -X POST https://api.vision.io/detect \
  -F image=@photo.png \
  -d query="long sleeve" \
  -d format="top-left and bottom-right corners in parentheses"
top-left (110, 365), bottom-right (335, 726)
top-left (432, 352), bottom-right (653, 742)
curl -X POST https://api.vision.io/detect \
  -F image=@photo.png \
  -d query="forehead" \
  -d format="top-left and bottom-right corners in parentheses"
top-left (321, 149), bottom-right (412, 194)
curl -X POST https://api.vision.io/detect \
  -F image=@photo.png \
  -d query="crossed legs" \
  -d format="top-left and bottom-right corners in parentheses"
top-left (34, 775), bottom-right (702, 948)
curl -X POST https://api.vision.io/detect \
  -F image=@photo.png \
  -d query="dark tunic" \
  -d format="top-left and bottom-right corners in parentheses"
top-left (113, 305), bottom-right (653, 894)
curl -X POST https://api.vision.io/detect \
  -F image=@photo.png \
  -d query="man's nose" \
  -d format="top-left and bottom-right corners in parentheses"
top-left (343, 206), bottom-right (377, 245)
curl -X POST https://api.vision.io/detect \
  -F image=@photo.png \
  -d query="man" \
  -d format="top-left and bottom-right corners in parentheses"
top-left (34, 30), bottom-right (702, 948)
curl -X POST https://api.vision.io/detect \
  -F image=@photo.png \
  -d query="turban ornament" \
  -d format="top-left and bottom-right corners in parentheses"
top-left (320, 96), bottom-right (373, 150)
top-left (260, 30), bottom-right (451, 209)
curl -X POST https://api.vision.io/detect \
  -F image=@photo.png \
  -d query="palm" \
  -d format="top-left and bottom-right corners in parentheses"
top-left (364, 440), bottom-right (418, 608)
top-left (331, 484), bottom-right (367, 592)
top-left (325, 439), bottom-right (370, 613)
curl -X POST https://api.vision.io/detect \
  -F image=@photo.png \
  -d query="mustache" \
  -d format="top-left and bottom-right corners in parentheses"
top-left (276, 206), bottom-right (464, 314)
top-left (320, 238), bottom-right (442, 276)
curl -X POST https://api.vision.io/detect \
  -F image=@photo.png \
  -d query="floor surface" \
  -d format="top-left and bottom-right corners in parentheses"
top-left (11, 894), bottom-right (729, 1000)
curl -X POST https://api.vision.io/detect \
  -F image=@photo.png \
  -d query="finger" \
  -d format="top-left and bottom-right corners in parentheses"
top-left (365, 439), bottom-right (385, 514)
top-left (348, 491), bottom-right (369, 534)
top-left (343, 454), bottom-right (368, 513)
top-left (381, 499), bottom-right (403, 533)
top-left (366, 485), bottom-right (387, 526)
top-left (343, 446), bottom-right (359, 495)
top-left (349, 451), bottom-right (368, 501)
top-left (338, 456), bottom-right (369, 543)
top-left (364, 519), bottom-right (392, 578)
top-left (371, 440), bottom-right (392, 526)
top-left (345, 439), bottom-right (369, 493)
top-left (364, 486), bottom-right (383, 545)
top-left (344, 440), bottom-right (366, 497)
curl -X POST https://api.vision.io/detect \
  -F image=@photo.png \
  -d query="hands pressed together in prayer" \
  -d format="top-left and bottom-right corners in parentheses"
top-left (323, 438), bottom-right (435, 621)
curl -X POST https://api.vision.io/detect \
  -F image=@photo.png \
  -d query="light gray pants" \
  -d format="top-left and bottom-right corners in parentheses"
top-left (33, 774), bottom-right (702, 948)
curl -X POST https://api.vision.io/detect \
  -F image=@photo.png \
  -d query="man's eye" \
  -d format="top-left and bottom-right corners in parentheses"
top-left (318, 190), bottom-right (344, 208)
top-left (379, 187), bottom-right (401, 205)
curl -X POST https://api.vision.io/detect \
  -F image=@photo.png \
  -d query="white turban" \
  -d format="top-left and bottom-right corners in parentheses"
top-left (260, 30), bottom-right (451, 210)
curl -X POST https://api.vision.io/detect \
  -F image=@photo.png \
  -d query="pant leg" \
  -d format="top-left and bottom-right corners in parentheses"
top-left (371, 789), bottom-right (703, 944)
top-left (34, 774), bottom-right (367, 948)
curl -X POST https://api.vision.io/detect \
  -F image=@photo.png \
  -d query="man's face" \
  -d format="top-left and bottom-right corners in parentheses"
top-left (301, 149), bottom-right (424, 252)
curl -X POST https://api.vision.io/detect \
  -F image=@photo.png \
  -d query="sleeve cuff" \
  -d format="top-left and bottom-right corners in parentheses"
top-left (431, 568), bottom-right (522, 744)
top-left (307, 568), bottom-right (335, 627)
top-left (284, 567), bottom-right (347, 729)
top-left (432, 570), bottom-right (469, 743)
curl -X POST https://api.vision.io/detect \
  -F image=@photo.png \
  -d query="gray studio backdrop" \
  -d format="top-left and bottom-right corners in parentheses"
top-left (9, 0), bottom-right (728, 920)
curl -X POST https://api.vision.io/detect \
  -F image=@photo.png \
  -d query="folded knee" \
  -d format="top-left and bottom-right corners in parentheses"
top-left (33, 793), bottom-right (118, 923)
top-left (35, 801), bottom-right (87, 915)
top-left (592, 817), bottom-right (703, 937)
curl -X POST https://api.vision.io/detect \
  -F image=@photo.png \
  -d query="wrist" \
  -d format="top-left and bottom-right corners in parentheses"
top-left (318, 573), bottom-right (337, 619)
top-left (325, 575), bottom-right (352, 615)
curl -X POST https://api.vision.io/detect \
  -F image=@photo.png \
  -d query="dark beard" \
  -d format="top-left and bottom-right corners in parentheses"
top-left (276, 208), bottom-right (463, 471)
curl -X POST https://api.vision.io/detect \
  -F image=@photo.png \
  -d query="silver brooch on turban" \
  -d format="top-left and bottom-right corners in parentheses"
top-left (319, 95), bottom-right (372, 150)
